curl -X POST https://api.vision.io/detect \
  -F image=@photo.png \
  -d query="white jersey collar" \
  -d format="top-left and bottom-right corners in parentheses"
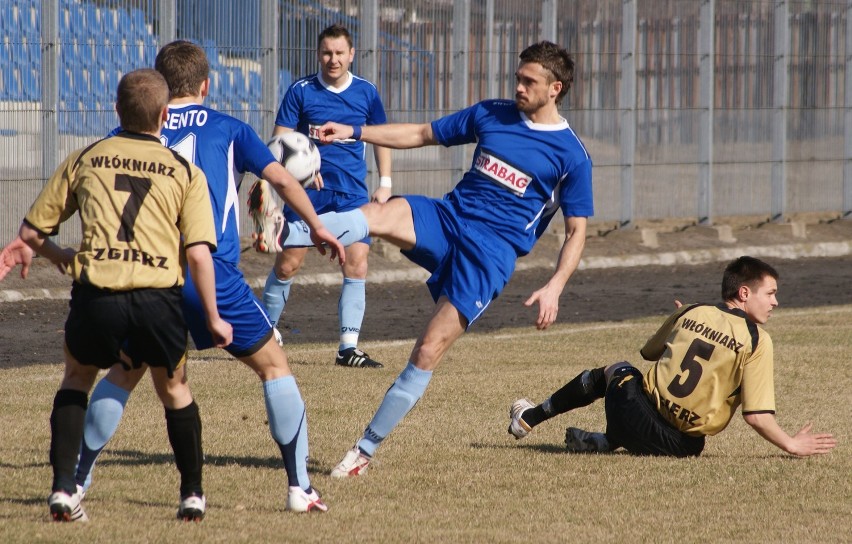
top-left (519, 110), bottom-right (569, 131)
top-left (319, 71), bottom-right (353, 94)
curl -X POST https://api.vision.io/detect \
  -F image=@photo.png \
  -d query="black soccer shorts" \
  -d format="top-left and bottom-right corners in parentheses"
top-left (604, 365), bottom-right (705, 457)
top-left (65, 283), bottom-right (188, 376)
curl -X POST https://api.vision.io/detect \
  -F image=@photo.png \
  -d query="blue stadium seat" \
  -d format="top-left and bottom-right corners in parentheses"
top-left (202, 39), bottom-right (220, 67)
top-left (1, 5), bottom-right (19, 33)
top-left (3, 65), bottom-right (23, 101)
top-left (21, 66), bottom-right (39, 101)
top-left (249, 71), bottom-right (262, 99)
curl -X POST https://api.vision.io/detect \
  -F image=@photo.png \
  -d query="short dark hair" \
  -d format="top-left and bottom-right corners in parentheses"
top-left (155, 40), bottom-right (209, 99)
top-left (318, 23), bottom-right (353, 49)
top-left (116, 69), bottom-right (168, 133)
top-left (519, 41), bottom-right (575, 104)
top-left (721, 256), bottom-right (779, 301)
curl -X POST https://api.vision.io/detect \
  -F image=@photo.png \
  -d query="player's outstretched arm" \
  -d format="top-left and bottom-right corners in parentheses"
top-left (524, 216), bottom-right (587, 330)
top-left (185, 244), bottom-right (232, 348)
top-left (318, 122), bottom-right (436, 150)
top-left (0, 236), bottom-right (34, 280)
top-left (743, 413), bottom-right (837, 457)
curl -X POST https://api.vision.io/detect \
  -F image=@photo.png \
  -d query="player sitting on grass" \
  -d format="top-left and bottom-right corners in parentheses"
top-left (508, 256), bottom-right (837, 458)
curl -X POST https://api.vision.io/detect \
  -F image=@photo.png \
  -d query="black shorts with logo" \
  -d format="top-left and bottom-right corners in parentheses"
top-left (604, 365), bottom-right (705, 457)
top-left (64, 282), bottom-right (188, 376)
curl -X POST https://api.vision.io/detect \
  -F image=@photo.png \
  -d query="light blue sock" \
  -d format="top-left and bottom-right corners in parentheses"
top-left (338, 278), bottom-right (366, 351)
top-left (263, 376), bottom-right (311, 490)
top-left (262, 271), bottom-right (292, 328)
top-left (75, 379), bottom-right (131, 491)
top-left (282, 209), bottom-right (369, 249)
top-left (357, 363), bottom-right (433, 457)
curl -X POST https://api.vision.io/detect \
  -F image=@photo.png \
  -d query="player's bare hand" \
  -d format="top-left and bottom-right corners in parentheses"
top-left (788, 422), bottom-right (837, 457)
top-left (207, 317), bottom-right (233, 348)
top-left (524, 284), bottom-right (560, 330)
top-left (317, 122), bottom-right (353, 144)
top-left (303, 171), bottom-right (324, 190)
top-left (0, 237), bottom-right (34, 280)
top-left (674, 299), bottom-right (683, 308)
top-left (311, 226), bottom-right (346, 265)
top-left (371, 186), bottom-right (392, 204)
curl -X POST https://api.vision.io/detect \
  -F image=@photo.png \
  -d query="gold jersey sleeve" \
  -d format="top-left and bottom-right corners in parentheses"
top-left (641, 303), bottom-right (775, 437)
top-left (24, 132), bottom-right (216, 290)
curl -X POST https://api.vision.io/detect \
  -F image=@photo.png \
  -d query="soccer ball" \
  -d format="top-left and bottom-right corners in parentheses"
top-left (267, 132), bottom-right (321, 187)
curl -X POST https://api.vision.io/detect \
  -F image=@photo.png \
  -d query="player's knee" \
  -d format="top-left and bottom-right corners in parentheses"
top-left (604, 361), bottom-right (634, 385)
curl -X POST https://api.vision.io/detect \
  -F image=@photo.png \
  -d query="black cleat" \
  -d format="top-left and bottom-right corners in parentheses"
top-left (335, 347), bottom-right (384, 368)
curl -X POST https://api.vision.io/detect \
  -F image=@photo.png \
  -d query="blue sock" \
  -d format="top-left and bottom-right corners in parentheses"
top-left (357, 363), bottom-right (433, 457)
top-left (262, 271), bottom-right (292, 328)
top-left (338, 278), bottom-right (366, 351)
top-left (263, 376), bottom-right (311, 490)
top-left (75, 379), bottom-right (131, 491)
top-left (282, 209), bottom-right (369, 248)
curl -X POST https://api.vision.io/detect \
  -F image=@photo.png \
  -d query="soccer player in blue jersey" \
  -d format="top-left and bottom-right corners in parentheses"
top-left (252, 41), bottom-right (593, 478)
top-left (70, 41), bottom-right (343, 514)
top-left (258, 24), bottom-right (392, 369)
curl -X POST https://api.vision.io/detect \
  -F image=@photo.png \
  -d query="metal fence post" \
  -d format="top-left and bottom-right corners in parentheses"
top-left (620, 0), bottom-right (637, 228)
top-left (260, 0), bottom-right (279, 139)
top-left (698, 0), bottom-right (715, 225)
top-left (41, 0), bottom-right (59, 185)
top-left (157, 0), bottom-right (176, 46)
top-left (359, 0), bottom-right (379, 184)
top-left (541, 0), bottom-right (557, 43)
top-left (845, 0), bottom-right (852, 219)
top-left (451, 0), bottom-right (471, 180)
top-left (771, 0), bottom-right (789, 222)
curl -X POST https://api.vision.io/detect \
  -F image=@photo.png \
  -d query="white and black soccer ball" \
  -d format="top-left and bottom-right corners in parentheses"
top-left (267, 132), bottom-right (321, 187)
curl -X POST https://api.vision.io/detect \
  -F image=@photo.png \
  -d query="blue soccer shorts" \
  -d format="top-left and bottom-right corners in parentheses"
top-left (182, 258), bottom-right (273, 356)
top-left (400, 195), bottom-right (517, 328)
top-left (283, 188), bottom-right (370, 245)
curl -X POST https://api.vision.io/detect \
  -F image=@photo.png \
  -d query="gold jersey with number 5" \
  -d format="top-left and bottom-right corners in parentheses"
top-left (640, 303), bottom-right (776, 437)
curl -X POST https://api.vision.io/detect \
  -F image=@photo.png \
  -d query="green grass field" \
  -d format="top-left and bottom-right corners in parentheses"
top-left (1, 305), bottom-right (849, 543)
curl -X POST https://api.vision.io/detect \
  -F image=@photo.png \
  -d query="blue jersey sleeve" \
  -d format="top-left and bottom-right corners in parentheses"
top-left (559, 157), bottom-right (594, 217)
top-left (274, 81), bottom-right (303, 129)
top-left (367, 91), bottom-right (388, 126)
top-left (430, 103), bottom-right (480, 147)
top-left (232, 122), bottom-right (277, 178)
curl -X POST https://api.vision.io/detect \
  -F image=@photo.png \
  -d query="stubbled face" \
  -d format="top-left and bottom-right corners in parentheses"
top-left (741, 275), bottom-right (779, 324)
top-left (514, 62), bottom-right (557, 114)
top-left (318, 36), bottom-right (354, 86)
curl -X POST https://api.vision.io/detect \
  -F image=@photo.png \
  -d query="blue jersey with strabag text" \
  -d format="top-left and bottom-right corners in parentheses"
top-left (275, 71), bottom-right (387, 195)
top-left (430, 99), bottom-right (593, 256)
top-left (160, 103), bottom-right (276, 264)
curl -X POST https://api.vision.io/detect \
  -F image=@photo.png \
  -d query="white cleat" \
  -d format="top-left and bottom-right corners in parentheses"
top-left (177, 493), bottom-right (206, 522)
top-left (286, 486), bottom-right (328, 513)
top-left (248, 179), bottom-right (286, 253)
top-left (508, 398), bottom-right (534, 439)
top-left (330, 446), bottom-right (371, 479)
top-left (48, 489), bottom-right (88, 522)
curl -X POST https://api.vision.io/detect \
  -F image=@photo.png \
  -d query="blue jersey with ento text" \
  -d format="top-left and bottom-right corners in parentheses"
top-left (430, 99), bottom-right (593, 256)
top-left (159, 103), bottom-right (277, 264)
top-left (275, 72), bottom-right (387, 195)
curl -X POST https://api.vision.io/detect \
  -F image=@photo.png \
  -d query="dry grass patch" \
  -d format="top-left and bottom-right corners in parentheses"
top-left (1, 307), bottom-right (849, 543)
